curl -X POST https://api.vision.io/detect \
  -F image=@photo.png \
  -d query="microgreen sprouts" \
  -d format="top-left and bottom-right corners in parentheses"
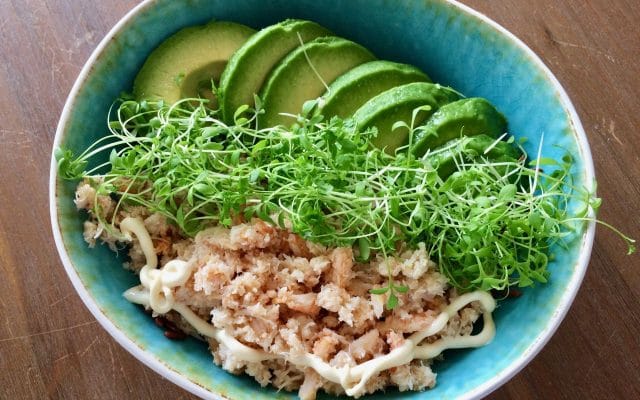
top-left (57, 97), bottom-right (635, 308)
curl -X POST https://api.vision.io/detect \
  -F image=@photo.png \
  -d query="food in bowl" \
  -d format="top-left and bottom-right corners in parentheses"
top-left (74, 191), bottom-right (495, 398)
top-left (55, 17), bottom-right (634, 400)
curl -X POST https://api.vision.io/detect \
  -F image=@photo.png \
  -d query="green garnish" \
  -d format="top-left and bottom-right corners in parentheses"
top-left (57, 97), bottom-right (635, 308)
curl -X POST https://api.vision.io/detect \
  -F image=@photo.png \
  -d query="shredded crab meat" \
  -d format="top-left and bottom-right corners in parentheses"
top-left (76, 185), bottom-right (496, 399)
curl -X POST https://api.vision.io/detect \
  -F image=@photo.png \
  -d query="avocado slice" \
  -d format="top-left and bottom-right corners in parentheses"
top-left (353, 82), bottom-right (460, 154)
top-left (258, 36), bottom-right (376, 128)
top-left (133, 21), bottom-right (255, 106)
top-left (219, 19), bottom-right (331, 123)
top-left (412, 98), bottom-right (508, 156)
top-left (424, 134), bottom-right (523, 179)
top-left (320, 60), bottom-right (431, 119)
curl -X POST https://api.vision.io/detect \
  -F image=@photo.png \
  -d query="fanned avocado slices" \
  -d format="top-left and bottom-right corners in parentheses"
top-left (218, 19), bottom-right (331, 123)
top-left (353, 82), bottom-right (460, 154)
top-left (133, 21), bottom-right (255, 105)
top-left (412, 97), bottom-right (508, 156)
top-left (319, 60), bottom-right (430, 119)
top-left (258, 36), bottom-right (376, 128)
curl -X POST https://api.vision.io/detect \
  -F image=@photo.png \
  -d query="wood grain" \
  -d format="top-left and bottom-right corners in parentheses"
top-left (0, 1), bottom-right (638, 399)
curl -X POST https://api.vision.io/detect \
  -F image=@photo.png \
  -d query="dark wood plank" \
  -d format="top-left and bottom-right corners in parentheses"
top-left (0, 1), bottom-right (637, 399)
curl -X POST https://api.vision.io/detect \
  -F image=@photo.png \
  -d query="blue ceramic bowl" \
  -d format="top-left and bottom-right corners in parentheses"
top-left (50, 1), bottom-right (595, 399)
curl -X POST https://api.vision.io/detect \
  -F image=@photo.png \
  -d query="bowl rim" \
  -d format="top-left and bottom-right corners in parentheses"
top-left (49, 0), bottom-right (596, 399)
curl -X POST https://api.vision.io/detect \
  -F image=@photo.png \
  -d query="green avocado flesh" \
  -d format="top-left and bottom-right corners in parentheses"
top-left (412, 97), bottom-right (508, 156)
top-left (320, 60), bottom-right (430, 119)
top-left (219, 19), bottom-right (331, 123)
top-left (425, 134), bottom-right (522, 179)
top-left (258, 36), bottom-right (376, 128)
top-left (133, 21), bottom-right (255, 105)
top-left (353, 82), bottom-right (460, 154)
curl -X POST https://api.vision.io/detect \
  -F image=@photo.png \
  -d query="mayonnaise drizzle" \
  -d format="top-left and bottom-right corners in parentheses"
top-left (119, 217), bottom-right (496, 396)
top-left (124, 286), bottom-right (274, 363)
top-left (120, 217), bottom-right (275, 363)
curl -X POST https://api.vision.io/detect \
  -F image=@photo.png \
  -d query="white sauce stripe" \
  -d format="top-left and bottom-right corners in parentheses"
top-left (120, 217), bottom-right (157, 268)
top-left (120, 217), bottom-right (496, 396)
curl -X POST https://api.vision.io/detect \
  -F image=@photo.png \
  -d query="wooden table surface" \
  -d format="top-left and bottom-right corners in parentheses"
top-left (1, 0), bottom-right (638, 399)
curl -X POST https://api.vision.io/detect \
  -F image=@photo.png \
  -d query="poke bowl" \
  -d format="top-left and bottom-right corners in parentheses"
top-left (50, 0), bottom-right (597, 399)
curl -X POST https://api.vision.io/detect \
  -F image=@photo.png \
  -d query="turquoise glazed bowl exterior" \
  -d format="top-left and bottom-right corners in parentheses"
top-left (50, 1), bottom-right (595, 399)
